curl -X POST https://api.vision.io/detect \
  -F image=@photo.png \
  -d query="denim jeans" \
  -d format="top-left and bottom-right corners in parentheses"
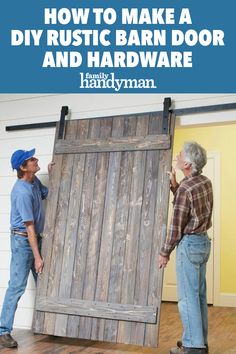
top-left (0, 234), bottom-right (41, 335)
top-left (176, 233), bottom-right (211, 349)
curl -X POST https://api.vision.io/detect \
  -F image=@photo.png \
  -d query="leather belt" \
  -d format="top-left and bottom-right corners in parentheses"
top-left (184, 232), bottom-right (207, 237)
top-left (12, 230), bottom-right (28, 237)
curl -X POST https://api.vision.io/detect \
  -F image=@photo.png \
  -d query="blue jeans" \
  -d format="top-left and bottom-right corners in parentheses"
top-left (176, 233), bottom-right (211, 349)
top-left (0, 234), bottom-right (41, 335)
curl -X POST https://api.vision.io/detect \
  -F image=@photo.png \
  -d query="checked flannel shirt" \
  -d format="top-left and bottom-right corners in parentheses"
top-left (160, 173), bottom-right (213, 257)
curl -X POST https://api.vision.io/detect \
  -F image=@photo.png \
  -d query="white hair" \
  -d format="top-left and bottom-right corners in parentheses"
top-left (182, 141), bottom-right (207, 174)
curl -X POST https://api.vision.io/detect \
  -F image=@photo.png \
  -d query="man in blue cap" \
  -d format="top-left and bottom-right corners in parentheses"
top-left (0, 149), bottom-right (54, 348)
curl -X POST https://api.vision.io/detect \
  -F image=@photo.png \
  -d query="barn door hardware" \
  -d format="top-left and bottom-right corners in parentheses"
top-left (5, 102), bottom-right (236, 133)
top-left (162, 97), bottom-right (172, 134)
top-left (58, 106), bottom-right (69, 139)
top-left (5, 121), bottom-right (57, 131)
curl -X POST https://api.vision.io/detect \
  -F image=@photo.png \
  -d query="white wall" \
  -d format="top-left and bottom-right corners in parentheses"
top-left (0, 93), bottom-right (236, 330)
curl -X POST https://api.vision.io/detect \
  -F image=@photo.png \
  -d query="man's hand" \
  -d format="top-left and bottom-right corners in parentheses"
top-left (166, 167), bottom-right (178, 189)
top-left (35, 257), bottom-right (44, 274)
top-left (48, 161), bottom-right (55, 174)
top-left (159, 255), bottom-right (170, 269)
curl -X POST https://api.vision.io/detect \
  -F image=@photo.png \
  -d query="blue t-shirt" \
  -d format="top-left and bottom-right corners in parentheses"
top-left (10, 176), bottom-right (48, 234)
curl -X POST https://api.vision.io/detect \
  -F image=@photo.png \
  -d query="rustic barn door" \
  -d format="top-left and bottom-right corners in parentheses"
top-left (33, 111), bottom-right (175, 347)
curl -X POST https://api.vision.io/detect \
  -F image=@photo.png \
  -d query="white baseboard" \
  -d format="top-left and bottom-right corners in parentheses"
top-left (214, 293), bottom-right (236, 307)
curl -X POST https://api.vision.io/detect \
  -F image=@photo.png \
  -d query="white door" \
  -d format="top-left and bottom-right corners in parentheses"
top-left (162, 153), bottom-right (219, 304)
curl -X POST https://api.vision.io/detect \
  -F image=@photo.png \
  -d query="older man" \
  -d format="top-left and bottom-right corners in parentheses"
top-left (0, 149), bottom-right (53, 348)
top-left (159, 142), bottom-right (213, 354)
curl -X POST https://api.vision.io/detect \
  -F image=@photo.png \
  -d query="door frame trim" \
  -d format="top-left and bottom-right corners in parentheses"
top-left (207, 152), bottom-right (220, 306)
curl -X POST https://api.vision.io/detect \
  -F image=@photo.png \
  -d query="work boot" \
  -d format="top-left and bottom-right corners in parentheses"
top-left (170, 346), bottom-right (207, 354)
top-left (177, 340), bottom-right (209, 353)
top-left (0, 333), bottom-right (18, 348)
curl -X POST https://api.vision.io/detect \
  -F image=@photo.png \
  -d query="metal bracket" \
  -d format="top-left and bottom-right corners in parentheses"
top-left (58, 106), bottom-right (69, 139)
top-left (162, 97), bottom-right (172, 134)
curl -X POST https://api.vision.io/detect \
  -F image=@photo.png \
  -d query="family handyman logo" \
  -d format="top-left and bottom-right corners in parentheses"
top-left (79, 72), bottom-right (157, 92)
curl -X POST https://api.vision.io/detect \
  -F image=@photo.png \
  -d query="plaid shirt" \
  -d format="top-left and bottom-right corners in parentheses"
top-left (160, 174), bottom-right (213, 257)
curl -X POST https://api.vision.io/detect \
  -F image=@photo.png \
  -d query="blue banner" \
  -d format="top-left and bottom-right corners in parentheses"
top-left (0, 0), bottom-right (235, 93)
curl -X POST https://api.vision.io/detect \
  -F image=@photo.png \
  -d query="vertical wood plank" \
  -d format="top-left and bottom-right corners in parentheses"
top-left (33, 123), bottom-right (63, 333)
top-left (66, 118), bottom-right (101, 337)
top-left (144, 113), bottom-right (175, 347)
top-left (78, 117), bottom-right (113, 339)
top-left (53, 119), bottom-right (90, 336)
top-left (117, 114), bottom-right (149, 344)
top-left (43, 120), bottom-right (78, 334)
top-left (91, 116), bottom-right (124, 341)
top-left (130, 114), bottom-right (161, 345)
top-left (103, 116), bottom-right (137, 342)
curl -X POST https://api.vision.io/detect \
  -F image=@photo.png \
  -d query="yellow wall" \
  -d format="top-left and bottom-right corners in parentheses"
top-left (173, 123), bottom-right (236, 294)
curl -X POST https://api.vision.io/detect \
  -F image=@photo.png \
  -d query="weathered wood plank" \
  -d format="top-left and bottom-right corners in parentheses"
top-left (54, 134), bottom-right (170, 154)
top-left (33, 123), bottom-right (63, 333)
top-left (42, 120), bottom-right (78, 335)
top-left (130, 114), bottom-right (161, 345)
top-left (65, 118), bottom-right (101, 338)
top-left (103, 116), bottom-right (137, 342)
top-left (78, 117), bottom-right (113, 339)
top-left (144, 113), bottom-right (175, 347)
top-left (91, 116), bottom-right (124, 341)
top-left (117, 114), bottom-right (149, 345)
top-left (36, 297), bottom-right (157, 323)
top-left (53, 119), bottom-right (90, 336)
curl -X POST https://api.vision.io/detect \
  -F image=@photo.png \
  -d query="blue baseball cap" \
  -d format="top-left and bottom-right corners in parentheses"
top-left (11, 148), bottom-right (36, 170)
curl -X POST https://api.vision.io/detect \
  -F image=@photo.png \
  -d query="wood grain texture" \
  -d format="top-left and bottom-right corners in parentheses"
top-left (54, 119), bottom-right (90, 337)
top-left (36, 297), bottom-right (157, 323)
top-left (34, 112), bottom-right (176, 348)
top-left (33, 123), bottom-right (64, 334)
top-left (78, 118), bottom-right (112, 340)
top-left (43, 120), bottom-right (78, 335)
top-left (91, 116), bottom-right (124, 341)
top-left (67, 118), bottom-right (101, 337)
top-left (145, 113), bottom-right (175, 347)
top-left (54, 134), bottom-right (170, 154)
top-left (130, 113), bottom-right (162, 345)
top-left (117, 114), bottom-right (149, 345)
top-left (103, 116), bottom-right (137, 342)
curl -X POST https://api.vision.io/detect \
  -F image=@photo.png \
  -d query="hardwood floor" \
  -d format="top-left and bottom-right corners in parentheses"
top-left (1, 303), bottom-right (236, 354)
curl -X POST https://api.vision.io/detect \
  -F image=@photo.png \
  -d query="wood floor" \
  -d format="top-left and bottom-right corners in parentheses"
top-left (1, 302), bottom-right (236, 354)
